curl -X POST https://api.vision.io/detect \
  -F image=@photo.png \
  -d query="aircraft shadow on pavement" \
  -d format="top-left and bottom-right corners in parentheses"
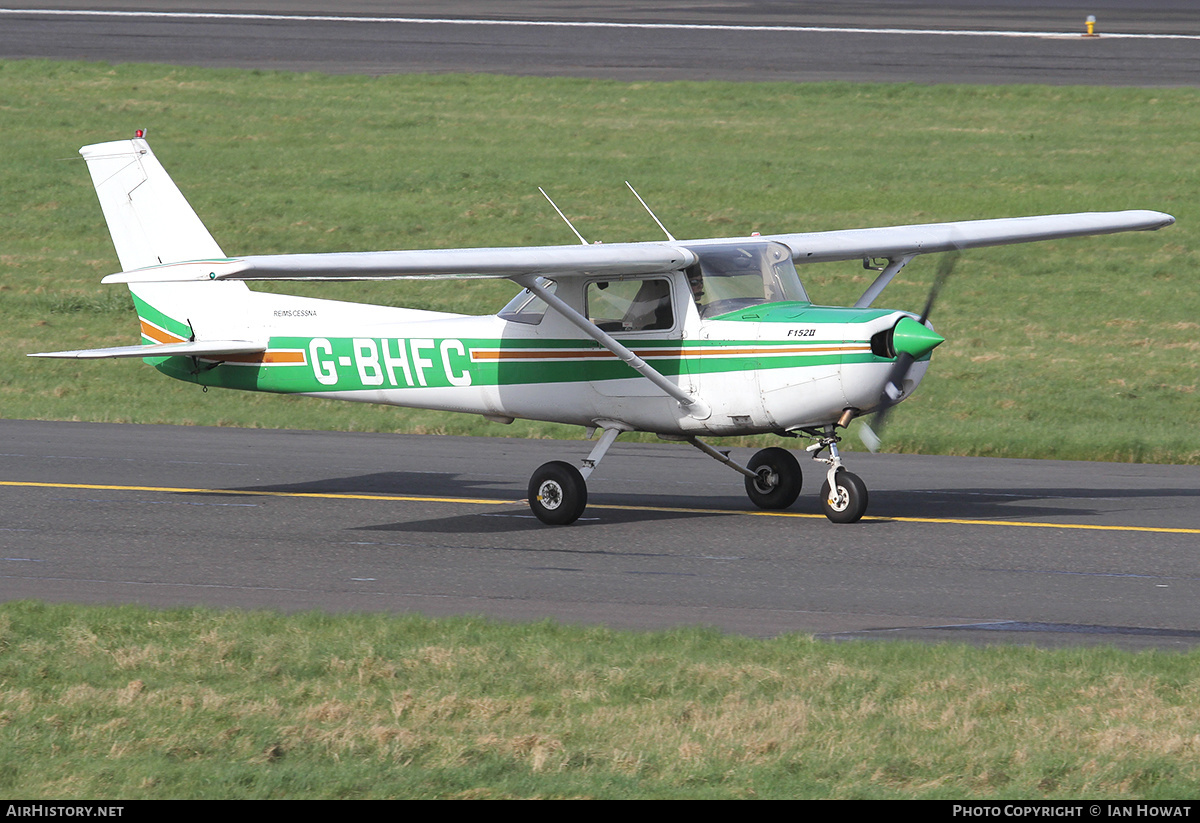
top-left (227, 471), bottom-right (521, 499)
top-left (224, 473), bottom-right (742, 532)
top-left (357, 505), bottom-right (728, 534)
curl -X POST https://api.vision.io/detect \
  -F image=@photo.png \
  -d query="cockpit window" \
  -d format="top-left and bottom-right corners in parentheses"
top-left (684, 241), bottom-right (808, 318)
top-left (586, 277), bottom-right (674, 333)
top-left (498, 278), bottom-right (556, 325)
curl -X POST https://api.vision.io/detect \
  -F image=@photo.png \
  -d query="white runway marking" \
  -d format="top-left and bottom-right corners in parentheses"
top-left (2, 9), bottom-right (1197, 41)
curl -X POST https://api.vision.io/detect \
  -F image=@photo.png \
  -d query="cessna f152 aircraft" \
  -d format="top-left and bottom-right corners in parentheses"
top-left (32, 136), bottom-right (1174, 524)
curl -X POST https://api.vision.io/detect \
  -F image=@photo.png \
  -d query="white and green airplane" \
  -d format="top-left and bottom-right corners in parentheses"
top-left (32, 136), bottom-right (1174, 525)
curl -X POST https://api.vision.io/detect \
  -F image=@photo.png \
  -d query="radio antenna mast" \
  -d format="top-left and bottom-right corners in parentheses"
top-left (538, 187), bottom-right (588, 245)
top-left (626, 181), bottom-right (676, 242)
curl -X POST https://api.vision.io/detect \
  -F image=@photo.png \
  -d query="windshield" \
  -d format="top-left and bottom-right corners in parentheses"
top-left (683, 241), bottom-right (808, 318)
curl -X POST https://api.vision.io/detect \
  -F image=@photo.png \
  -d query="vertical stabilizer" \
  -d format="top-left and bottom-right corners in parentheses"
top-left (79, 137), bottom-right (251, 349)
top-left (79, 138), bottom-right (226, 271)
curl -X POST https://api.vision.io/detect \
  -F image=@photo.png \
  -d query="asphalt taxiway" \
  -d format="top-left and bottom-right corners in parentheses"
top-left (4, 420), bottom-right (1199, 649)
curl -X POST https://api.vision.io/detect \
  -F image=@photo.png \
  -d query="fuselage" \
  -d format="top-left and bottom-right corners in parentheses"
top-left (134, 265), bottom-right (931, 437)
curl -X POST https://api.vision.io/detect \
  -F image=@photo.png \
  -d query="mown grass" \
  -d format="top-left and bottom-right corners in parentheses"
top-left (2, 60), bottom-right (1198, 459)
top-left (2, 602), bottom-right (1199, 799)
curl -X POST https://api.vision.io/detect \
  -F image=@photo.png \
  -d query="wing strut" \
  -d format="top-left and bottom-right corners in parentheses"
top-left (854, 255), bottom-right (914, 309)
top-left (519, 277), bottom-right (711, 420)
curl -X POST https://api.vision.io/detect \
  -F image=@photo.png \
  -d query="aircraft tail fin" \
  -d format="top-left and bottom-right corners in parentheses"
top-left (79, 136), bottom-right (227, 271)
top-left (77, 135), bottom-right (251, 356)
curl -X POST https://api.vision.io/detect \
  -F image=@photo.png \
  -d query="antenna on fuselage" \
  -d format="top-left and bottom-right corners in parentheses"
top-left (538, 187), bottom-right (589, 245)
top-left (625, 182), bottom-right (676, 242)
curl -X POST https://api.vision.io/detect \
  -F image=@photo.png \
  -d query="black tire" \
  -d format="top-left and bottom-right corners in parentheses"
top-left (744, 447), bottom-right (802, 510)
top-left (528, 461), bottom-right (588, 525)
top-left (819, 469), bottom-right (869, 524)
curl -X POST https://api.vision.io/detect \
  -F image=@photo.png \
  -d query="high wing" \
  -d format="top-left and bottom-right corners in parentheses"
top-left (101, 243), bottom-right (698, 284)
top-left (758, 210), bottom-right (1175, 264)
top-left (99, 210), bottom-right (1172, 285)
top-left (761, 209), bottom-right (1174, 308)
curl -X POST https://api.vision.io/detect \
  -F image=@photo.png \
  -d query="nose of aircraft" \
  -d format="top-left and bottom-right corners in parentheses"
top-left (890, 316), bottom-right (945, 360)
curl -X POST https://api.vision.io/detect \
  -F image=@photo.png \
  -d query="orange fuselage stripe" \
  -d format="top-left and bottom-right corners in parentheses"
top-left (138, 320), bottom-right (302, 364)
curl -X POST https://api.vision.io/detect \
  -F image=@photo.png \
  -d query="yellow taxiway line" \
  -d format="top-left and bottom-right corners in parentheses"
top-left (4, 480), bottom-right (1199, 535)
top-left (0, 480), bottom-right (511, 507)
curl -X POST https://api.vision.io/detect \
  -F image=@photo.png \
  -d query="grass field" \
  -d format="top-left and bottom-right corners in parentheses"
top-left (2, 60), bottom-right (1197, 460)
top-left (3, 601), bottom-right (1200, 800)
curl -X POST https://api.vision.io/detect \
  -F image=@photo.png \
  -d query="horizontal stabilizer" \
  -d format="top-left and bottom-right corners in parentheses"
top-left (28, 339), bottom-right (266, 360)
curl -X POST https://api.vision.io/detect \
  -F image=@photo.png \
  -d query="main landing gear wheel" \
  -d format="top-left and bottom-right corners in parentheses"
top-left (744, 447), bottom-right (802, 510)
top-left (820, 469), bottom-right (868, 524)
top-left (528, 461), bottom-right (588, 526)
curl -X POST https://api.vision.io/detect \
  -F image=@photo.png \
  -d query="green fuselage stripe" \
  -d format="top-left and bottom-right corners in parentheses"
top-left (149, 335), bottom-right (885, 394)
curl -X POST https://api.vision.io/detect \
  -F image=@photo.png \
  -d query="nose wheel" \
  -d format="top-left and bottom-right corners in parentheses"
top-left (819, 468), bottom-right (868, 524)
top-left (806, 425), bottom-right (869, 523)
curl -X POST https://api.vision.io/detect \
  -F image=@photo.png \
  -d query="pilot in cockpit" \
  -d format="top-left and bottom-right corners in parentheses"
top-left (686, 263), bottom-right (705, 304)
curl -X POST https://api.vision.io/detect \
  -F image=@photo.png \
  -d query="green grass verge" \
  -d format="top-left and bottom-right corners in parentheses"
top-left (2, 60), bottom-right (1197, 460)
top-left (2, 602), bottom-right (1199, 799)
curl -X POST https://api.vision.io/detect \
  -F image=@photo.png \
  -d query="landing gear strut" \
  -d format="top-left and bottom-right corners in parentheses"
top-left (526, 424), bottom-right (870, 526)
top-left (689, 426), bottom-right (869, 523)
top-left (805, 425), bottom-right (869, 523)
top-left (684, 437), bottom-right (801, 510)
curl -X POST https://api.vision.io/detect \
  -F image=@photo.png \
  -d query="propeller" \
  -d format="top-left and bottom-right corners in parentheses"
top-left (860, 249), bottom-right (958, 452)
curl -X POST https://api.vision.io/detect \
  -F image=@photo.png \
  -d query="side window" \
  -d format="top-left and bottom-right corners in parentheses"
top-left (586, 278), bottom-right (674, 333)
top-left (498, 278), bottom-right (556, 325)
